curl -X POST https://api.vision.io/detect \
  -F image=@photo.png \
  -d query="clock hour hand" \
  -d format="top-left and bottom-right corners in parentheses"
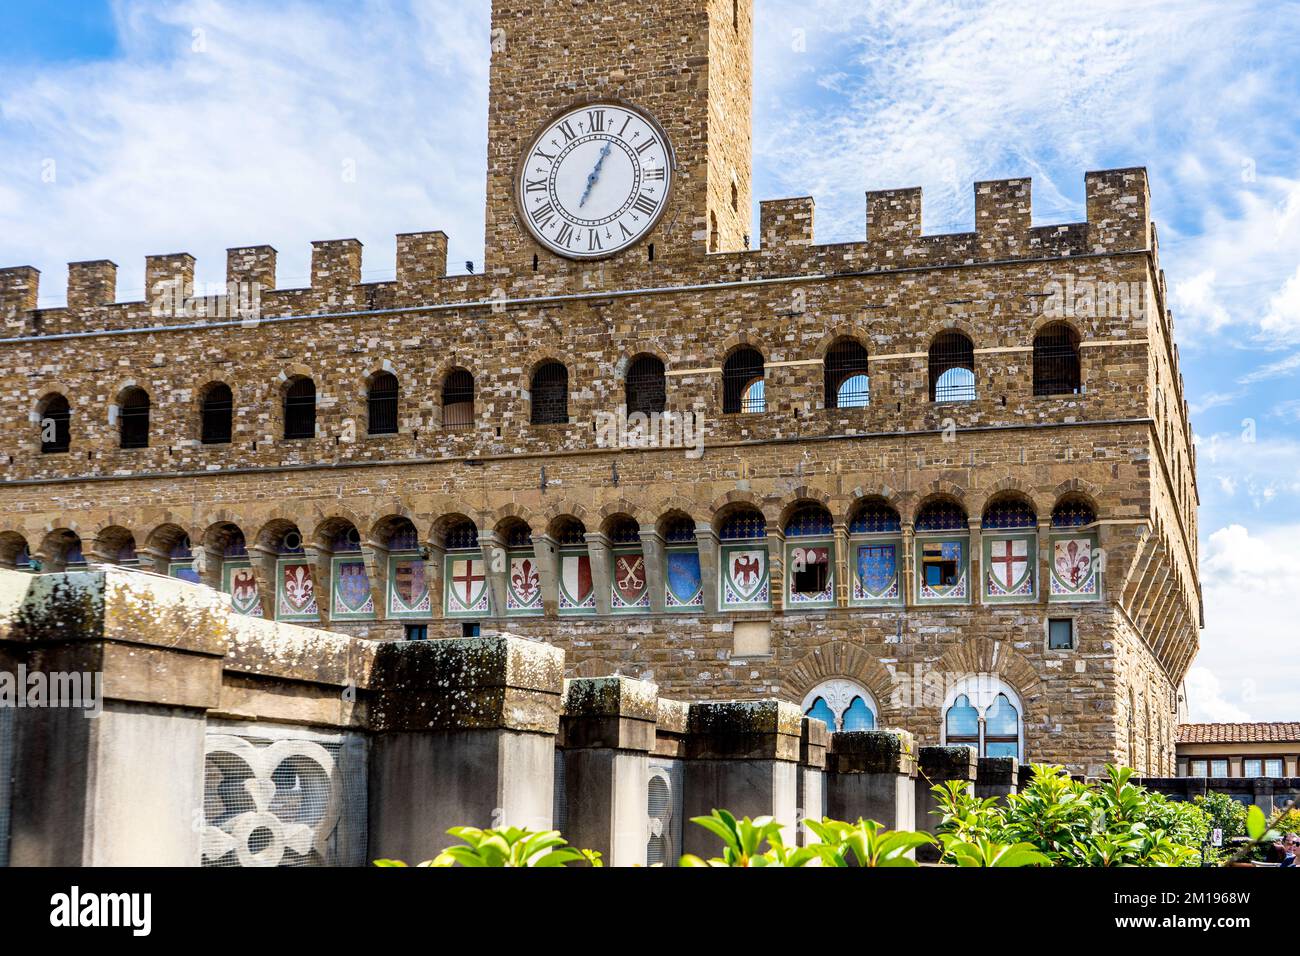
top-left (578, 141), bottom-right (613, 209)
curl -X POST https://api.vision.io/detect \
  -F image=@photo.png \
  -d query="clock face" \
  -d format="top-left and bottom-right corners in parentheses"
top-left (517, 102), bottom-right (674, 260)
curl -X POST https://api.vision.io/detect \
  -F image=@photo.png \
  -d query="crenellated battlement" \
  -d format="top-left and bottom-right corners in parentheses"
top-left (0, 169), bottom-right (1152, 340)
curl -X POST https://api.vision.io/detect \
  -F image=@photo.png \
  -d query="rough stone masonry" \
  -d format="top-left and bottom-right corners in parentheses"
top-left (0, 0), bottom-right (1199, 776)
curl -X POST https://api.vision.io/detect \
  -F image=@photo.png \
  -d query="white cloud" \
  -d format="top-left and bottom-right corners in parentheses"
top-left (0, 0), bottom-right (492, 304)
top-left (1183, 667), bottom-right (1253, 723)
top-left (1187, 523), bottom-right (1300, 721)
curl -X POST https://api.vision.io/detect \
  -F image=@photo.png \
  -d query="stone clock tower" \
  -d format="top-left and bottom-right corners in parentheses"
top-left (484, 0), bottom-right (753, 276)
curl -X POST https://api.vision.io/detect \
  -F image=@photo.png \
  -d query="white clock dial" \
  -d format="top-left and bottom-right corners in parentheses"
top-left (517, 102), bottom-right (674, 260)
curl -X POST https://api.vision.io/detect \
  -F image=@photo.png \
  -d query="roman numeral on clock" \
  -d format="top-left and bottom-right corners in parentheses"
top-left (558, 120), bottom-right (577, 142)
top-left (643, 166), bottom-right (665, 181)
top-left (531, 202), bottom-right (557, 229)
top-left (524, 178), bottom-right (547, 193)
top-left (587, 110), bottom-right (606, 132)
top-left (588, 229), bottom-right (603, 252)
top-left (556, 222), bottom-right (576, 247)
top-left (635, 137), bottom-right (657, 155)
top-left (632, 192), bottom-right (659, 216)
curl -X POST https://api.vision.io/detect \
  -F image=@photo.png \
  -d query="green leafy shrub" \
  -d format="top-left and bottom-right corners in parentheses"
top-left (679, 810), bottom-right (825, 867)
top-left (931, 764), bottom-right (1209, 867)
top-left (375, 825), bottom-right (603, 868)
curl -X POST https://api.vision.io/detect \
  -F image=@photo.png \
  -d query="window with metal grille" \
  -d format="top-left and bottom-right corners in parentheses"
top-left (719, 508), bottom-right (766, 540)
top-left (723, 347), bottom-right (765, 414)
top-left (119, 388), bottom-right (150, 449)
top-left (530, 361), bottom-right (569, 425)
top-left (39, 393), bottom-right (71, 454)
top-left (200, 383), bottom-right (233, 445)
top-left (284, 378), bottom-right (316, 440)
top-left (1033, 323), bottom-right (1081, 396)
top-left (442, 369), bottom-right (474, 430)
top-left (1051, 497), bottom-right (1096, 528)
top-left (982, 497), bottom-right (1037, 529)
top-left (929, 332), bottom-right (976, 402)
top-left (404, 624), bottom-right (428, 641)
top-left (824, 339), bottom-right (870, 408)
top-left (626, 355), bottom-right (666, 417)
top-left (915, 499), bottom-right (968, 532)
top-left (368, 372), bottom-right (399, 436)
top-left (849, 500), bottom-right (901, 533)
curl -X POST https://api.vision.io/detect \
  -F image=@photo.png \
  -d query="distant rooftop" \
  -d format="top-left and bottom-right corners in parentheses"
top-left (1178, 722), bottom-right (1300, 745)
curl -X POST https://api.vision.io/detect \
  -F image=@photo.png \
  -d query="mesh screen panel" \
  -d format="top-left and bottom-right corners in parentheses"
top-left (646, 759), bottom-right (684, 867)
top-left (553, 748), bottom-right (566, 836)
top-left (0, 707), bottom-right (13, 867)
top-left (201, 723), bottom-right (368, 867)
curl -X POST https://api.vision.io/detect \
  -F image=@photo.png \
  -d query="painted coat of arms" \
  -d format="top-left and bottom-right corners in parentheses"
top-left (560, 554), bottom-right (594, 611)
top-left (447, 558), bottom-right (488, 614)
top-left (723, 548), bottom-right (768, 605)
top-left (855, 544), bottom-right (898, 601)
top-left (389, 557), bottom-right (431, 615)
top-left (986, 537), bottom-right (1033, 597)
top-left (278, 562), bottom-right (317, 618)
top-left (227, 565), bottom-right (262, 617)
top-left (507, 556), bottom-right (542, 611)
top-left (612, 553), bottom-right (649, 609)
top-left (665, 551), bottom-right (703, 608)
top-left (1052, 537), bottom-right (1097, 596)
top-left (332, 560), bottom-right (374, 616)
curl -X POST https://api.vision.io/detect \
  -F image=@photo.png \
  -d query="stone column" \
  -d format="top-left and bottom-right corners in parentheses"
top-left (305, 544), bottom-right (331, 628)
top-left (833, 522), bottom-right (851, 608)
top-left (915, 745), bottom-right (978, 862)
top-left (531, 532), bottom-right (560, 617)
top-left (585, 532), bottom-right (613, 616)
top-left (681, 700), bottom-right (802, 858)
top-left (1037, 515), bottom-right (1052, 606)
top-left (423, 540), bottom-right (446, 619)
top-left (559, 677), bottom-right (658, 866)
top-left (975, 756), bottom-right (1019, 800)
top-left (246, 543), bottom-right (278, 621)
top-left (194, 543), bottom-right (223, 591)
top-left (479, 530), bottom-right (508, 620)
top-left (901, 522), bottom-right (916, 608)
top-left (695, 526), bottom-right (721, 615)
top-left (767, 529), bottom-right (785, 613)
top-left (2, 568), bottom-right (227, 866)
top-left (361, 540), bottom-right (389, 623)
top-left (135, 545), bottom-right (170, 575)
top-left (366, 635), bottom-right (564, 863)
top-left (639, 527), bottom-right (668, 614)
top-left (968, 518), bottom-right (983, 606)
top-left (826, 730), bottom-right (918, 832)
top-left (798, 717), bottom-right (828, 846)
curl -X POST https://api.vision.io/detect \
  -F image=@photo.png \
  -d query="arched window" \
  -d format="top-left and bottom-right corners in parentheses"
top-left (530, 361), bottom-right (569, 425)
top-left (723, 347), bottom-right (765, 414)
top-left (626, 355), bottom-right (666, 417)
top-left (929, 332), bottom-right (976, 402)
top-left (368, 371), bottom-right (399, 436)
top-left (1033, 323), bottom-right (1081, 396)
top-left (784, 504), bottom-right (833, 602)
top-left (849, 499), bottom-right (901, 534)
top-left (442, 369), bottom-right (474, 430)
top-left (39, 393), bottom-right (71, 454)
top-left (982, 496), bottom-right (1037, 529)
top-left (915, 499), bottom-right (968, 533)
top-left (119, 387), bottom-right (151, 449)
top-left (200, 383), bottom-right (233, 445)
top-left (942, 675), bottom-right (1023, 759)
top-left (802, 680), bottom-right (878, 734)
top-left (1051, 496), bottom-right (1096, 528)
top-left (824, 339), bottom-right (870, 409)
top-left (284, 377), bottom-right (316, 440)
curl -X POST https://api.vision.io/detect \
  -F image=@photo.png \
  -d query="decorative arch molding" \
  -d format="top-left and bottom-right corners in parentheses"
top-left (843, 488), bottom-right (910, 520)
top-left (719, 333), bottom-right (766, 360)
top-left (812, 326), bottom-right (873, 360)
top-left (709, 489), bottom-right (773, 527)
top-left (648, 494), bottom-right (708, 528)
top-left (801, 679), bottom-right (880, 733)
top-left (486, 501), bottom-right (541, 531)
top-left (28, 383), bottom-right (79, 421)
top-left (308, 511), bottom-right (369, 550)
top-left (597, 498), bottom-right (643, 525)
top-left (776, 487), bottom-right (836, 528)
top-left (924, 319), bottom-right (980, 346)
top-left (539, 499), bottom-right (592, 529)
top-left (971, 479), bottom-right (1044, 522)
top-left (784, 642), bottom-right (898, 721)
top-left (1029, 313), bottom-right (1083, 337)
top-left (1051, 478), bottom-right (1104, 514)
top-left (933, 638), bottom-right (1043, 711)
top-left (274, 364), bottom-right (315, 387)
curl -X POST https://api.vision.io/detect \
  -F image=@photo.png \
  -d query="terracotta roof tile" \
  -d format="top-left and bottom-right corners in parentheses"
top-left (1177, 722), bottom-right (1300, 744)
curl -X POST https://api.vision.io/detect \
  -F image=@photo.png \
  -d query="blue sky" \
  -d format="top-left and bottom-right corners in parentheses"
top-left (1, 0), bottom-right (1298, 722)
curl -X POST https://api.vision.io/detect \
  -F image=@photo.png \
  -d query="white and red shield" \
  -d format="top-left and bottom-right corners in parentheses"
top-left (729, 549), bottom-right (767, 601)
top-left (989, 538), bottom-right (1029, 590)
top-left (562, 554), bottom-right (593, 607)
top-left (280, 562), bottom-right (316, 616)
top-left (510, 557), bottom-right (541, 606)
top-left (449, 558), bottom-right (486, 611)
top-left (613, 554), bottom-right (647, 605)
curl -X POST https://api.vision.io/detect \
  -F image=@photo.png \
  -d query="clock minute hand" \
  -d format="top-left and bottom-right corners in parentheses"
top-left (578, 141), bottom-right (613, 209)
